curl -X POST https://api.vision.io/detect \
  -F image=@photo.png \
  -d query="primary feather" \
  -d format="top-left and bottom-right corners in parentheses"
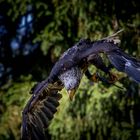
top-left (21, 82), bottom-right (63, 140)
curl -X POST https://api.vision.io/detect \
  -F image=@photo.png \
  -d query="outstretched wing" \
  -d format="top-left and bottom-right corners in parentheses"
top-left (74, 37), bottom-right (140, 83)
top-left (21, 81), bottom-right (63, 140)
top-left (107, 49), bottom-right (140, 83)
top-left (48, 39), bottom-right (118, 81)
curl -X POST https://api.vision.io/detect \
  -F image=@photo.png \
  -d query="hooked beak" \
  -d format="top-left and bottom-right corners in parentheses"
top-left (67, 89), bottom-right (77, 101)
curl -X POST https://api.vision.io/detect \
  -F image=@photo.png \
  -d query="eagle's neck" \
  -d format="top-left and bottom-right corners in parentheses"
top-left (58, 67), bottom-right (83, 91)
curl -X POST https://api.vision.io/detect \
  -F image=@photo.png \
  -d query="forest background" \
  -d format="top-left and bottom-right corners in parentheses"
top-left (0, 0), bottom-right (140, 140)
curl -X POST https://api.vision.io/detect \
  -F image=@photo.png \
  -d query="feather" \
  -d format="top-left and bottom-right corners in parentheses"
top-left (107, 49), bottom-right (140, 83)
top-left (125, 61), bottom-right (140, 83)
top-left (32, 113), bottom-right (44, 132)
top-left (107, 50), bottom-right (126, 71)
top-left (36, 111), bottom-right (49, 127)
top-left (30, 124), bottom-right (47, 140)
top-left (41, 106), bottom-right (54, 119)
top-left (47, 97), bottom-right (60, 107)
top-left (44, 101), bottom-right (57, 113)
top-left (21, 82), bottom-right (63, 140)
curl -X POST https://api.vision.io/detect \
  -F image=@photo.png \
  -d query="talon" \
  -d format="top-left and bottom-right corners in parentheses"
top-left (108, 73), bottom-right (118, 83)
top-left (90, 73), bottom-right (99, 82)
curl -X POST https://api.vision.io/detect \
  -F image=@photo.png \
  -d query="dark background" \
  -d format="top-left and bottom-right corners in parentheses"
top-left (0, 0), bottom-right (140, 140)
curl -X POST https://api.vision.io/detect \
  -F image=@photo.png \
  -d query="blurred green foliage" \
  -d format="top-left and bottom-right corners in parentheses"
top-left (0, 0), bottom-right (140, 140)
top-left (0, 75), bottom-right (33, 140)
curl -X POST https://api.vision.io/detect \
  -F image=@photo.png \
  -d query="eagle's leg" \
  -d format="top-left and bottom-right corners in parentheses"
top-left (108, 72), bottom-right (118, 83)
top-left (87, 54), bottom-right (118, 83)
top-left (85, 70), bottom-right (118, 84)
top-left (85, 70), bottom-right (99, 82)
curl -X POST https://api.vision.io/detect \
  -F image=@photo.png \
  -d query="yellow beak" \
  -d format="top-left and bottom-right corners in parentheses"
top-left (67, 89), bottom-right (76, 101)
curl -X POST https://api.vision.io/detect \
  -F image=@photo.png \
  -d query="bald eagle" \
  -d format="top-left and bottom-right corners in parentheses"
top-left (21, 32), bottom-right (140, 140)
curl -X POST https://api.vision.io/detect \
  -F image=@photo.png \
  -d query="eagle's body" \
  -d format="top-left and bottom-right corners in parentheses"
top-left (57, 42), bottom-right (83, 93)
top-left (21, 34), bottom-right (140, 140)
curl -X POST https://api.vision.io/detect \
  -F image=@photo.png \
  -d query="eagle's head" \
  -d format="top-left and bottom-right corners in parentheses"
top-left (58, 67), bottom-right (83, 100)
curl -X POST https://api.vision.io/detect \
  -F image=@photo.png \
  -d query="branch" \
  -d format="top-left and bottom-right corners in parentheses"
top-left (100, 29), bottom-right (124, 44)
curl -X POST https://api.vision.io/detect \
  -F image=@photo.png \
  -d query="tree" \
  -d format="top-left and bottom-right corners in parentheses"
top-left (0, 0), bottom-right (139, 139)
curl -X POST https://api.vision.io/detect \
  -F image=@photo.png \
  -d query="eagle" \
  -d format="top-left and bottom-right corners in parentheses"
top-left (21, 31), bottom-right (140, 140)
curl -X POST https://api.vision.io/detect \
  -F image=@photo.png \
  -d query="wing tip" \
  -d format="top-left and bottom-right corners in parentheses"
top-left (21, 89), bottom-right (62, 140)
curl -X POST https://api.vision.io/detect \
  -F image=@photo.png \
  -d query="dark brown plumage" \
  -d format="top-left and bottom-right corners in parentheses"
top-left (21, 32), bottom-right (140, 140)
